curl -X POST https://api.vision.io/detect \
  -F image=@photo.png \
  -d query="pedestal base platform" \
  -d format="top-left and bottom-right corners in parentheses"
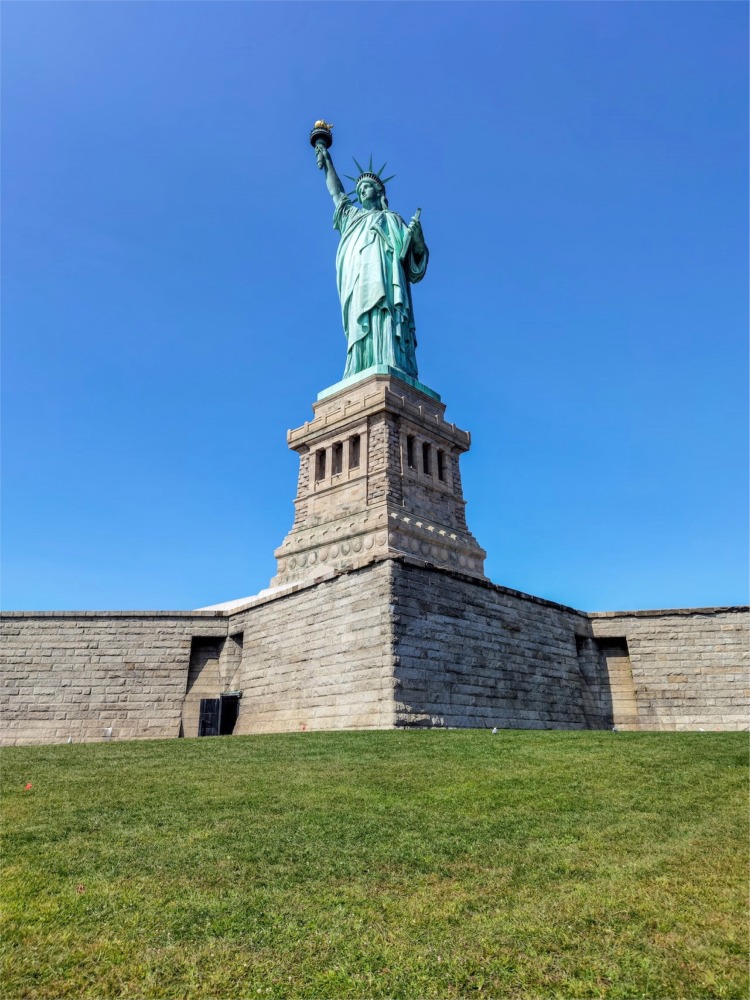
top-left (318, 365), bottom-right (441, 402)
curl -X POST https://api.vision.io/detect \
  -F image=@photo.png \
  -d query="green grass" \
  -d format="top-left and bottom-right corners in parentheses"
top-left (2, 731), bottom-right (747, 999)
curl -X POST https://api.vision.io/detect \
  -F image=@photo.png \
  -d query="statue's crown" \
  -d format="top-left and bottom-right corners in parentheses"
top-left (344, 156), bottom-right (396, 202)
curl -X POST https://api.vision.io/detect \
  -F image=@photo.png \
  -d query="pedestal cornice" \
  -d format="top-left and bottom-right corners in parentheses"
top-left (288, 373), bottom-right (470, 453)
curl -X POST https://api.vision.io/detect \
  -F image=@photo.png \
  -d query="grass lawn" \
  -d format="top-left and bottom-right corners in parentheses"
top-left (2, 730), bottom-right (747, 999)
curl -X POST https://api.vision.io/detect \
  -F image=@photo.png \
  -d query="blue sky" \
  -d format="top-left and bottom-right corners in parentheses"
top-left (3, 1), bottom-right (747, 612)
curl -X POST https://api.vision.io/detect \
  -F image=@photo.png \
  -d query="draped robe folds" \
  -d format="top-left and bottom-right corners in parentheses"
top-left (333, 195), bottom-right (428, 379)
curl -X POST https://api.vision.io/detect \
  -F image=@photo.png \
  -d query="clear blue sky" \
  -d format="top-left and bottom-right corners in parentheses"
top-left (3, 2), bottom-right (747, 612)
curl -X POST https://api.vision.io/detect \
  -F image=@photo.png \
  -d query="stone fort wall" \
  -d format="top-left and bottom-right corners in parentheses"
top-left (0, 563), bottom-right (396, 745)
top-left (1, 557), bottom-right (747, 745)
top-left (0, 611), bottom-right (223, 745)
top-left (590, 606), bottom-right (748, 731)
top-left (390, 561), bottom-right (607, 730)
top-left (228, 559), bottom-right (395, 734)
top-left (390, 561), bottom-right (748, 732)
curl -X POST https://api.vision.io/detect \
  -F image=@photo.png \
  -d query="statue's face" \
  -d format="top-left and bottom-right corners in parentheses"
top-left (358, 180), bottom-right (380, 207)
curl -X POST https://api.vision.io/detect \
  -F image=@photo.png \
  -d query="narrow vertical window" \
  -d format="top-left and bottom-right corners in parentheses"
top-left (437, 449), bottom-right (445, 481)
top-left (349, 434), bottom-right (361, 469)
top-left (332, 441), bottom-right (343, 476)
top-left (406, 435), bottom-right (416, 469)
top-left (422, 442), bottom-right (431, 475)
top-left (315, 449), bottom-right (326, 482)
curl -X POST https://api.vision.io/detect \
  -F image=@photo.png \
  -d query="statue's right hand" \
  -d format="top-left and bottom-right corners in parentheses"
top-left (315, 143), bottom-right (330, 170)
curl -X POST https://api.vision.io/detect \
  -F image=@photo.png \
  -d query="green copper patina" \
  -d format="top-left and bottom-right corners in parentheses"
top-left (314, 133), bottom-right (428, 381)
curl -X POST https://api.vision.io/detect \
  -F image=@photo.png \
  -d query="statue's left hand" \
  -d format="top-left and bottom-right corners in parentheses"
top-left (409, 217), bottom-right (426, 254)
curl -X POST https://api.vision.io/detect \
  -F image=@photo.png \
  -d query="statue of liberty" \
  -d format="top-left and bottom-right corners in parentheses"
top-left (312, 124), bottom-right (428, 380)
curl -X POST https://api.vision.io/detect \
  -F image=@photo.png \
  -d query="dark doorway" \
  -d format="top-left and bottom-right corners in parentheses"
top-left (198, 695), bottom-right (240, 737)
top-left (198, 698), bottom-right (221, 736)
top-left (219, 695), bottom-right (240, 735)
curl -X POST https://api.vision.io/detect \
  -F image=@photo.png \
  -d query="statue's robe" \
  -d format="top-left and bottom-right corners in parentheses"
top-left (334, 195), bottom-right (428, 379)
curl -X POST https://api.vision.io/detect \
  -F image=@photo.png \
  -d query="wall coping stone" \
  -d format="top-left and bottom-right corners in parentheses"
top-left (0, 610), bottom-right (223, 619)
top-left (589, 606), bottom-right (749, 619)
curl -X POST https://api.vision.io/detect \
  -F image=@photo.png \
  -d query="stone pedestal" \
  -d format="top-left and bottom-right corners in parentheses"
top-left (271, 372), bottom-right (487, 588)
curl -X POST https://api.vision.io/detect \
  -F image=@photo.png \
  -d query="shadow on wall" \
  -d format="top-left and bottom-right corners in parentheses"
top-left (592, 636), bottom-right (637, 729)
top-left (572, 634), bottom-right (638, 730)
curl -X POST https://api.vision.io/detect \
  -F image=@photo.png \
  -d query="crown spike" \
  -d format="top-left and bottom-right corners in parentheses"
top-left (381, 174), bottom-right (396, 185)
top-left (368, 154), bottom-right (373, 171)
top-left (352, 156), bottom-right (365, 175)
top-left (377, 162), bottom-right (387, 177)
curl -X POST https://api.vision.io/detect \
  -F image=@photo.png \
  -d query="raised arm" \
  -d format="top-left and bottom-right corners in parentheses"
top-left (315, 143), bottom-right (345, 203)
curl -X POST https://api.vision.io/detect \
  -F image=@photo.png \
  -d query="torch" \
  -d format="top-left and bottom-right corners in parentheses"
top-left (310, 120), bottom-right (334, 167)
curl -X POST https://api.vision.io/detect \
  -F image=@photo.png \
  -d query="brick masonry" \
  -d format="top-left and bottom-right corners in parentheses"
top-left (2, 557), bottom-right (747, 744)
